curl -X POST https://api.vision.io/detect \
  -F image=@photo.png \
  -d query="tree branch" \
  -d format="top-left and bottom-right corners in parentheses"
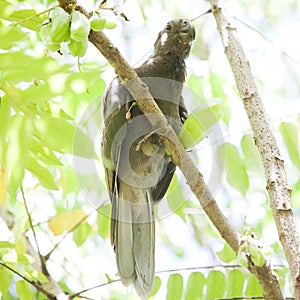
top-left (209, 0), bottom-right (300, 298)
top-left (57, 0), bottom-right (284, 298)
top-left (21, 186), bottom-right (46, 274)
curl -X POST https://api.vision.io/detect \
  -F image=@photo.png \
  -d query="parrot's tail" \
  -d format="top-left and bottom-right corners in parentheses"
top-left (111, 184), bottom-right (155, 300)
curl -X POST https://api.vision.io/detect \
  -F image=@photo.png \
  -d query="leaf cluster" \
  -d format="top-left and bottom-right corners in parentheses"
top-left (41, 7), bottom-right (116, 56)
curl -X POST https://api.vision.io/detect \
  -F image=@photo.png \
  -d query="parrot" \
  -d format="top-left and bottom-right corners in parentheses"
top-left (101, 18), bottom-right (195, 299)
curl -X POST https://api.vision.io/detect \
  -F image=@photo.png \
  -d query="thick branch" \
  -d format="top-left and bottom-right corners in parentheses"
top-left (58, 0), bottom-right (284, 299)
top-left (210, 0), bottom-right (300, 298)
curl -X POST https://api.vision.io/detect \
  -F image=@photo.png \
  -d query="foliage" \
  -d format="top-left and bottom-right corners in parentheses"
top-left (0, 0), bottom-right (299, 299)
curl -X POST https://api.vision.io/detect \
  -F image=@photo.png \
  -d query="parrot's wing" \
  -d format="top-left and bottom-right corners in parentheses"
top-left (101, 77), bottom-right (156, 298)
top-left (101, 77), bottom-right (130, 244)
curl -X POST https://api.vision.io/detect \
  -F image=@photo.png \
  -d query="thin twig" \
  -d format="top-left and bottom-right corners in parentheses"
top-left (235, 17), bottom-right (300, 65)
top-left (156, 264), bottom-right (288, 274)
top-left (9, 6), bottom-right (56, 27)
top-left (0, 261), bottom-right (34, 284)
top-left (20, 186), bottom-right (46, 274)
top-left (190, 8), bottom-right (212, 22)
top-left (69, 279), bottom-right (119, 299)
top-left (217, 297), bottom-right (265, 300)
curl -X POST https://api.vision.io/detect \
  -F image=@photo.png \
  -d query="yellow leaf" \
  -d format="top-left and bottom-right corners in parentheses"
top-left (48, 210), bottom-right (86, 235)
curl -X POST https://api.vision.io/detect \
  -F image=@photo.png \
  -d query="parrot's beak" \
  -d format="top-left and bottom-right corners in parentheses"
top-left (179, 20), bottom-right (196, 43)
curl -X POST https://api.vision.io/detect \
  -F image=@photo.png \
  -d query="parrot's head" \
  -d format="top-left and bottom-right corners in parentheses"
top-left (154, 18), bottom-right (196, 59)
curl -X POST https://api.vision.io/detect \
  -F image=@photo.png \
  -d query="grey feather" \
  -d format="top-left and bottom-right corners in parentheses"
top-left (101, 18), bottom-right (195, 299)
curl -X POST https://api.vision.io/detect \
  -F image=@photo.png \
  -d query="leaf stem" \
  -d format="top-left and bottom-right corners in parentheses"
top-left (9, 6), bottom-right (56, 27)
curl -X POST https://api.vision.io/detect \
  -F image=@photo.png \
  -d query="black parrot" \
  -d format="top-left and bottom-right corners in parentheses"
top-left (101, 19), bottom-right (195, 299)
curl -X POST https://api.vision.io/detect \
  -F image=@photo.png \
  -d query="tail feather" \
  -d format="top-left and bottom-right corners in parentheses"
top-left (115, 197), bottom-right (135, 283)
top-left (133, 199), bottom-right (155, 298)
top-left (113, 183), bottom-right (155, 299)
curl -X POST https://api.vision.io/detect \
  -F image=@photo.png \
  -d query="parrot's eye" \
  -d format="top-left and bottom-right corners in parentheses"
top-left (165, 24), bottom-right (172, 31)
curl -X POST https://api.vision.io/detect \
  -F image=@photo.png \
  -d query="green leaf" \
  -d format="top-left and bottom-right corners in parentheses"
top-left (29, 139), bottom-right (63, 167)
top-left (0, 1), bottom-right (15, 18)
top-left (70, 11), bottom-right (90, 42)
top-left (16, 280), bottom-right (34, 300)
top-left (280, 122), bottom-right (300, 170)
top-left (217, 243), bottom-right (236, 263)
top-left (22, 81), bottom-right (61, 104)
top-left (97, 205), bottom-right (111, 238)
top-left (50, 7), bottom-right (70, 42)
top-left (274, 266), bottom-right (289, 292)
top-left (218, 142), bottom-right (249, 195)
top-left (17, 253), bottom-right (35, 264)
top-left (33, 115), bottom-right (94, 158)
top-left (0, 52), bottom-right (71, 84)
top-left (2, 252), bottom-right (18, 263)
top-left (60, 165), bottom-right (80, 196)
top-left (209, 72), bottom-right (231, 125)
top-left (73, 222), bottom-right (92, 247)
top-left (69, 38), bottom-right (88, 57)
top-left (179, 101), bottom-right (222, 148)
top-left (0, 266), bottom-right (11, 295)
top-left (0, 241), bottom-right (15, 248)
top-left (166, 274), bottom-right (183, 300)
top-left (291, 181), bottom-right (300, 211)
top-left (6, 115), bottom-right (33, 194)
top-left (40, 23), bottom-right (60, 52)
top-left (209, 72), bottom-right (227, 100)
top-left (0, 99), bottom-right (11, 164)
top-left (166, 174), bottom-right (187, 220)
top-left (241, 134), bottom-right (264, 173)
top-left (62, 76), bottom-right (105, 118)
top-left (237, 248), bottom-right (248, 267)
top-left (90, 17), bottom-right (106, 31)
top-left (0, 23), bottom-right (26, 50)
top-left (73, 127), bottom-right (96, 159)
top-left (2, 252), bottom-right (34, 265)
top-left (245, 273), bottom-right (263, 296)
top-left (105, 21), bottom-right (117, 29)
top-left (188, 76), bottom-right (206, 99)
top-left (24, 270), bottom-right (48, 283)
top-left (149, 276), bottom-right (161, 298)
top-left (227, 269), bottom-right (244, 298)
top-left (5, 9), bottom-right (47, 31)
top-left (25, 157), bottom-right (58, 190)
top-left (205, 270), bottom-right (226, 299)
top-left (249, 243), bottom-right (265, 266)
top-left (184, 272), bottom-right (205, 300)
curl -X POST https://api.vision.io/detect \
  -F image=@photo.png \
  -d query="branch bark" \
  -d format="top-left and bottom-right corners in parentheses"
top-left (58, 0), bottom-right (284, 298)
top-left (209, 0), bottom-right (300, 298)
